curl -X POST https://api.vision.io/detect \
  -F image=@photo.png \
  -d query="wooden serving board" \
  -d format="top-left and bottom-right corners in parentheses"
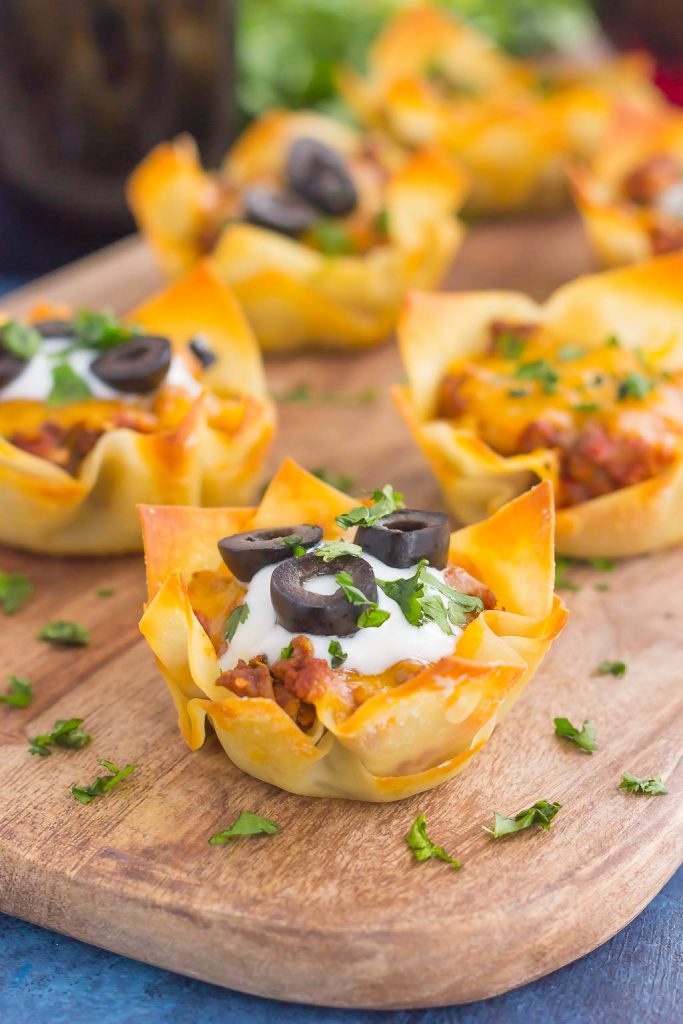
top-left (0, 216), bottom-right (681, 1010)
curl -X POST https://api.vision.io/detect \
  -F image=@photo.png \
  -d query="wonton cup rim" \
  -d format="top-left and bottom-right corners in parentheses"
top-left (138, 459), bottom-right (566, 802)
top-left (0, 262), bottom-right (275, 554)
top-left (394, 252), bottom-right (683, 558)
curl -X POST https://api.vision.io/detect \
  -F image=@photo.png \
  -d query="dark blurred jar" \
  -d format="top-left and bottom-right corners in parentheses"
top-left (0, 0), bottom-right (235, 231)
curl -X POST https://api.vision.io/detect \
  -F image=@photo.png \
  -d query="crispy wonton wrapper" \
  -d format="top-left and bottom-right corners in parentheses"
top-left (571, 109), bottom-right (683, 267)
top-left (138, 460), bottom-right (566, 801)
top-left (128, 110), bottom-right (468, 351)
top-left (0, 262), bottom-right (275, 554)
top-left (339, 7), bottom-right (662, 215)
top-left (394, 253), bottom-right (683, 558)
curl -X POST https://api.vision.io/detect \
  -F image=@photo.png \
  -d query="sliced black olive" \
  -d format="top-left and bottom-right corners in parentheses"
top-left (356, 509), bottom-right (450, 569)
top-left (0, 350), bottom-right (26, 389)
top-left (218, 524), bottom-right (323, 582)
top-left (286, 137), bottom-right (358, 217)
top-left (271, 553), bottom-right (377, 637)
top-left (189, 335), bottom-right (217, 369)
top-left (244, 186), bottom-right (317, 236)
top-left (33, 319), bottom-right (75, 339)
top-left (90, 335), bottom-right (171, 393)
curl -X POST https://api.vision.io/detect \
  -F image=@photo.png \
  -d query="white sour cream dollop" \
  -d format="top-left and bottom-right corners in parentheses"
top-left (1, 337), bottom-right (202, 402)
top-left (220, 552), bottom-right (461, 677)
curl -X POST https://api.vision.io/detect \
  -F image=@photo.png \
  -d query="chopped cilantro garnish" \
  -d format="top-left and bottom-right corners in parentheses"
top-left (558, 344), bottom-right (585, 361)
top-left (0, 571), bottom-right (33, 614)
top-left (328, 639), bottom-right (347, 668)
top-left (496, 331), bottom-right (526, 359)
top-left (335, 571), bottom-right (371, 606)
top-left (209, 811), bottom-right (280, 844)
top-left (224, 604), bottom-right (249, 642)
top-left (72, 759), bottom-right (136, 803)
top-left (335, 485), bottom-right (405, 530)
top-left (554, 717), bottom-right (597, 753)
top-left (282, 535), bottom-right (306, 557)
top-left (0, 319), bottom-right (42, 359)
top-left (484, 799), bottom-right (561, 838)
top-left (72, 309), bottom-right (136, 350)
top-left (374, 207), bottom-right (390, 238)
top-left (507, 388), bottom-right (529, 398)
top-left (96, 587), bottom-right (115, 598)
top-left (279, 641), bottom-right (294, 660)
top-left (573, 402), bottom-right (601, 414)
top-left (314, 540), bottom-right (362, 562)
top-left (39, 621), bottom-right (90, 647)
top-left (605, 334), bottom-right (621, 348)
top-left (312, 468), bottom-right (355, 492)
top-left (594, 582), bottom-right (611, 592)
top-left (618, 773), bottom-right (667, 796)
top-left (47, 363), bottom-right (93, 406)
top-left (554, 557), bottom-right (580, 591)
top-left (276, 383), bottom-right (378, 405)
top-left (406, 813), bottom-right (461, 869)
top-left (586, 557), bottom-right (615, 571)
top-left (335, 571), bottom-right (390, 629)
top-left (28, 718), bottom-right (92, 757)
top-left (596, 660), bottom-right (626, 677)
top-left (310, 219), bottom-right (355, 256)
top-left (514, 359), bottom-right (559, 395)
top-left (356, 606), bottom-right (390, 628)
top-left (378, 560), bottom-right (483, 635)
top-left (0, 676), bottom-right (32, 708)
top-left (617, 373), bottom-right (653, 402)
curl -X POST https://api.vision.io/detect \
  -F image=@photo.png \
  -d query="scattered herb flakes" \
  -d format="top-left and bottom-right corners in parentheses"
top-left (224, 604), bottom-right (250, 642)
top-left (573, 401), bottom-right (601, 414)
top-left (514, 359), bottom-right (559, 395)
top-left (209, 811), bottom-right (280, 844)
top-left (554, 717), bottom-right (597, 754)
top-left (484, 800), bottom-right (561, 838)
top-left (39, 621), bottom-right (90, 647)
top-left (378, 560), bottom-right (482, 636)
top-left (374, 207), bottom-right (390, 238)
top-left (496, 332), bottom-right (526, 360)
top-left (277, 382), bottom-right (313, 403)
top-left (586, 557), bottom-right (615, 572)
top-left (356, 605), bottom-right (390, 628)
top-left (594, 582), bottom-right (611, 592)
top-left (554, 557), bottom-right (580, 592)
top-left (336, 484), bottom-right (404, 529)
top-left (314, 540), bottom-right (362, 562)
top-left (47, 363), bottom-right (93, 406)
top-left (619, 773), bottom-right (668, 796)
top-left (28, 718), bottom-right (92, 757)
top-left (335, 571), bottom-right (390, 629)
top-left (282, 535), bottom-right (306, 557)
top-left (96, 587), bottom-right (115, 598)
top-left (276, 383), bottom-right (378, 405)
top-left (596, 660), bottom-right (626, 678)
top-left (0, 571), bottom-right (33, 614)
top-left (335, 571), bottom-right (371, 606)
top-left (72, 309), bottom-right (135, 350)
top-left (0, 676), bottom-right (33, 708)
top-left (279, 641), bottom-right (294, 661)
top-left (405, 813), bottom-right (461, 869)
top-left (71, 759), bottom-right (136, 804)
top-left (311, 468), bottom-right (355, 492)
top-left (558, 344), bottom-right (585, 361)
top-left (507, 388), bottom-right (529, 398)
top-left (617, 373), bottom-right (653, 402)
top-left (605, 334), bottom-right (621, 348)
top-left (0, 319), bottom-right (42, 359)
top-left (311, 218), bottom-right (355, 256)
top-left (328, 639), bottom-right (348, 669)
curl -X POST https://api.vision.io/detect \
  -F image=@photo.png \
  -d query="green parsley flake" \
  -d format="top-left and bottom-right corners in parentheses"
top-left (605, 334), bottom-right (621, 348)
top-left (378, 560), bottom-right (483, 635)
top-left (507, 388), bottom-right (529, 398)
top-left (558, 344), bottom-right (585, 361)
top-left (47, 363), bottom-right (93, 406)
top-left (406, 812), bottom-right (461, 868)
top-left (496, 332), bottom-right (526, 360)
top-left (96, 587), bottom-right (115, 598)
top-left (279, 641), bottom-right (294, 660)
top-left (0, 572), bottom-right (33, 614)
top-left (39, 621), bottom-right (90, 647)
top-left (356, 606), bottom-right (390, 628)
top-left (618, 773), bottom-right (668, 796)
top-left (0, 676), bottom-right (33, 708)
top-left (0, 320), bottom-right (42, 359)
top-left (484, 799), bottom-right (561, 838)
top-left (209, 811), bottom-right (280, 844)
top-left (28, 717), bottom-right (92, 757)
top-left (314, 540), bottom-right (362, 562)
top-left (335, 571), bottom-right (390, 629)
top-left (554, 717), bottom-right (597, 754)
top-left (281, 535), bottom-right (306, 557)
top-left (374, 207), bottom-right (390, 238)
top-left (573, 402), bottom-right (601, 414)
top-left (311, 468), bottom-right (355, 492)
top-left (554, 557), bottom-right (580, 591)
top-left (72, 759), bottom-right (136, 804)
top-left (311, 219), bottom-right (355, 256)
top-left (514, 359), bottom-right (559, 395)
top-left (596, 660), bottom-right (626, 678)
top-left (336, 484), bottom-right (405, 530)
top-left (594, 582), bottom-right (611, 592)
top-left (72, 309), bottom-right (136, 350)
top-left (617, 373), bottom-right (653, 402)
top-left (276, 383), bottom-right (378, 405)
top-left (328, 639), bottom-right (347, 668)
top-left (224, 604), bottom-right (250, 642)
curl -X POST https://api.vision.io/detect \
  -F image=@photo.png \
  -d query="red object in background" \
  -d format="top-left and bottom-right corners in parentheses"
top-left (594, 0), bottom-right (683, 105)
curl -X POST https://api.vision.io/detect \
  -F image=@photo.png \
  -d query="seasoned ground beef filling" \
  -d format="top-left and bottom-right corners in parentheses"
top-left (621, 154), bottom-right (683, 255)
top-left (437, 320), bottom-right (683, 506)
top-left (9, 412), bottom-right (155, 475)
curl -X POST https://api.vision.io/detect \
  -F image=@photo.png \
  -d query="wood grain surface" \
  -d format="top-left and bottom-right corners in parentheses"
top-left (0, 216), bottom-right (681, 1009)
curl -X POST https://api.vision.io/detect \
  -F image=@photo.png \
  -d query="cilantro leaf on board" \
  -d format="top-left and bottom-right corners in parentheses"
top-left (484, 800), bottom-right (561, 838)
top-left (619, 773), bottom-right (668, 796)
top-left (28, 718), bottom-right (92, 757)
top-left (406, 813), bottom-right (461, 869)
top-left (0, 676), bottom-right (33, 708)
top-left (554, 717), bottom-right (597, 753)
top-left (209, 811), bottom-right (280, 844)
top-left (72, 759), bottom-right (136, 803)
top-left (0, 572), bottom-right (33, 614)
top-left (38, 621), bottom-right (90, 647)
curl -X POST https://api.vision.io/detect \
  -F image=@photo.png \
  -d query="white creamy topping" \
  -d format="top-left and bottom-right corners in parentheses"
top-left (1, 337), bottom-right (201, 402)
top-left (220, 552), bottom-right (461, 677)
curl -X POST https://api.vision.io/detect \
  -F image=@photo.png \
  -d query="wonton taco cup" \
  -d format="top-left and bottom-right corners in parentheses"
top-left (128, 109), bottom-right (467, 352)
top-left (0, 262), bottom-right (274, 555)
top-left (138, 460), bottom-right (566, 802)
top-left (394, 253), bottom-right (683, 559)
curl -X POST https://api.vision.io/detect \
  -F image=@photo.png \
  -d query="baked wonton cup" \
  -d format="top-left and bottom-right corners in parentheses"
top-left (0, 262), bottom-right (275, 555)
top-left (394, 253), bottom-right (683, 559)
top-left (128, 109), bottom-right (468, 351)
top-left (138, 459), bottom-right (566, 802)
top-left (339, 7), bottom-right (662, 215)
top-left (571, 110), bottom-right (683, 267)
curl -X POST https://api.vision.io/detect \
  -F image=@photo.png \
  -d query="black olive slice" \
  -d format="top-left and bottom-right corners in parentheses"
top-left (33, 319), bottom-right (75, 339)
top-left (356, 509), bottom-right (450, 569)
top-left (90, 335), bottom-right (171, 393)
top-left (0, 350), bottom-right (26, 389)
top-left (286, 137), bottom-right (358, 216)
top-left (271, 553), bottom-right (377, 637)
top-left (218, 524), bottom-right (323, 582)
top-left (189, 335), bottom-right (217, 369)
top-left (244, 186), bottom-right (317, 236)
